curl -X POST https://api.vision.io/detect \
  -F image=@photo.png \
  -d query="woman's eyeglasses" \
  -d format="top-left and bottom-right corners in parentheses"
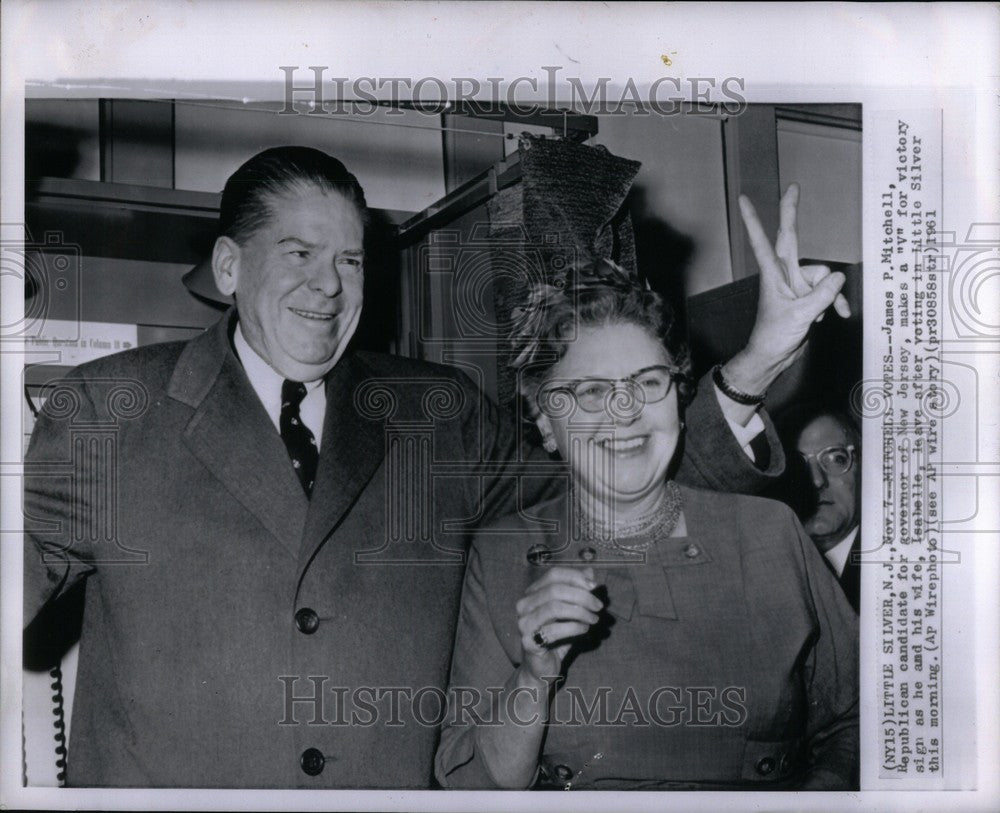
top-left (797, 445), bottom-right (856, 476)
top-left (538, 365), bottom-right (681, 416)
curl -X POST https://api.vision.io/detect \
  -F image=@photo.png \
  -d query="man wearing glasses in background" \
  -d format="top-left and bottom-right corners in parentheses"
top-left (787, 409), bottom-right (862, 613)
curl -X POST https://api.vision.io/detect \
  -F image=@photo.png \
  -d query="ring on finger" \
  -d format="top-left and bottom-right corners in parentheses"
top-left (532, 627), bottom-right (547, 648)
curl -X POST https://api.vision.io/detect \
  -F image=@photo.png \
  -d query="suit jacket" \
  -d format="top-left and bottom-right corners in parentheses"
top-left (23, 310), bottom-right (785, 788)
top-left (435, 488), bottom-right (859, 790)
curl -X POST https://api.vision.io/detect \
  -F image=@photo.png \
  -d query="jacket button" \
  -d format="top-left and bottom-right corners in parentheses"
top-left (526, 544), bottom-right (551, 566)
top-left (683, 544), bottom-right (700, 558)
top-left (553, 764), bottom-right (573, 781)
top-left (295, 608), bottom-right (320, 634)
top-left (578, 547), bottom-right (597, 562)
top-left (300, 747), bottom-right (325, 776)
top-left (755, 756), bottom-right (776, 776)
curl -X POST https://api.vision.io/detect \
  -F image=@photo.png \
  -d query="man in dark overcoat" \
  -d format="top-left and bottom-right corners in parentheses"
top-left (24, 147), bottom-right (847, 787)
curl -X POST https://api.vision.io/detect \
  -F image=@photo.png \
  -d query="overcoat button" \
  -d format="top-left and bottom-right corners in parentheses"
top-left (683, 544), bottom-right (700, 558)
top-left (300, 747), bottom-right (325, 776)
top-left (526, 544), bottom-right (552, 566)
top-left (778, 753), bottom-right (791, 774)
top-left (578, 547), bottom-right (597, 562)
top-left (295, 608), bottom-right (320, 634)
top-left (755, 756), bottom-right (776, 775)
top-left (554, 764), bottom-right (573, 781)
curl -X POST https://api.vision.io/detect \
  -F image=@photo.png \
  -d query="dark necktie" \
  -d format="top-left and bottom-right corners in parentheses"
top-left (280, 379), bottom-right (318, 497)
top-left (748, 431), bottom-right (770, 471)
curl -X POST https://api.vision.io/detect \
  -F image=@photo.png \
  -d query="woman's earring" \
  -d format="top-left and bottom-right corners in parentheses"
top-left (542, 435), bottom-right (557, 453)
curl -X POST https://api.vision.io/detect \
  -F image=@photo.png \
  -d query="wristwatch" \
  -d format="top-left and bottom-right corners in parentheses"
top-left (711, 363), bottom-right (766, 406)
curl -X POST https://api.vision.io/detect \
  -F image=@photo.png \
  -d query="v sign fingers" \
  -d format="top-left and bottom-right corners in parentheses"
top-left (738, 194), bottom-right (790, 296)
top-left (721, 185), bottom-right (852, 404)
top-left (774, 184), bottom-right (813, 297)
top-left (801, 264), bottom-right (852, 319)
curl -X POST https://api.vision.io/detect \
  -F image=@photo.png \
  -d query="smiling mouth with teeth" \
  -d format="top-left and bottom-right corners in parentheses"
top-left (598, 436), bottom-right (648, 452)
top-left (290, 307), bottom-right (335, 321)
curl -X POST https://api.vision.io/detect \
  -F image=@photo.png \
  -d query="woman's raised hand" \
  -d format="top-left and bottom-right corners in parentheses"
top-left (516, 566), bottom-right (603, 682)
top-left (717, 184), bottom-right (852, 408)
top-left (740, 184), bottom-right (851, 372)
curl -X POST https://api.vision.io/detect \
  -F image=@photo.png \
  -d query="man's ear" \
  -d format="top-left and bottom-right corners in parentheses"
top-left (212, 236), bottom-right (240, 298)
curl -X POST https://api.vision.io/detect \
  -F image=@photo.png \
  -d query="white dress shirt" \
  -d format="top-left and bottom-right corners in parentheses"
top-left (714, 387), bottom-right (767, 463)
top-left (234, 323), bottom-right (327, 451)
top-left (824, 526), bottom-right (859, 578)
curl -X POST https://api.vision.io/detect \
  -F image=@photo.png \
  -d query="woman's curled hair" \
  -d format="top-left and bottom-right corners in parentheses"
top-left (509, 258), bottom-right (694, 414)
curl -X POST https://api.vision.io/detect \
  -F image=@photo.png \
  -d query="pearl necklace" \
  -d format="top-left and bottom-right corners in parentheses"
top-left (572, 481), bottom-right (683, 553)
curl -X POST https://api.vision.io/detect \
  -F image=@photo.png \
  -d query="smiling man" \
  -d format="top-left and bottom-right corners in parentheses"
top-left (213, 179), bottom-right (366, 383)
top-left (24, 146), bottom-right (844, 788)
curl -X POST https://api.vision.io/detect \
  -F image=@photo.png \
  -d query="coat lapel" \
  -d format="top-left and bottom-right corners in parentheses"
top-left (298, 352), bottom-right (388, 570)
top-left (839, 534), bottom-right (862, 613)
top-left (169, 312), bottom-right (307, 558)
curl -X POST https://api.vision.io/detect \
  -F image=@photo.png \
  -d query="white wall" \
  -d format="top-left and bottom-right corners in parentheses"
top-left (586, 113), bottom-right (733, 296)
top-left (26, 100), bottom-right (754, 294)
top-left (777, 118), bottom-right (862, 264)
top-left (173, 102), bottom-right (447, 214)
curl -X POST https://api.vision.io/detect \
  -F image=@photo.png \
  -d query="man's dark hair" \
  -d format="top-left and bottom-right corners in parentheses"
top-left (775, 401), bottom-right (861, 449)
top-left (218, 146), bottom-right (369, 243)
top-left (771, 400), bottom-right (861, 523)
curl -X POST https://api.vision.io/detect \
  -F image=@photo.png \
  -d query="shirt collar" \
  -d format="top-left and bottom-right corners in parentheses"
top-left (824, 526), bottom-right (859, 577)
top-left (233, 322), bottom-right (325, 391)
